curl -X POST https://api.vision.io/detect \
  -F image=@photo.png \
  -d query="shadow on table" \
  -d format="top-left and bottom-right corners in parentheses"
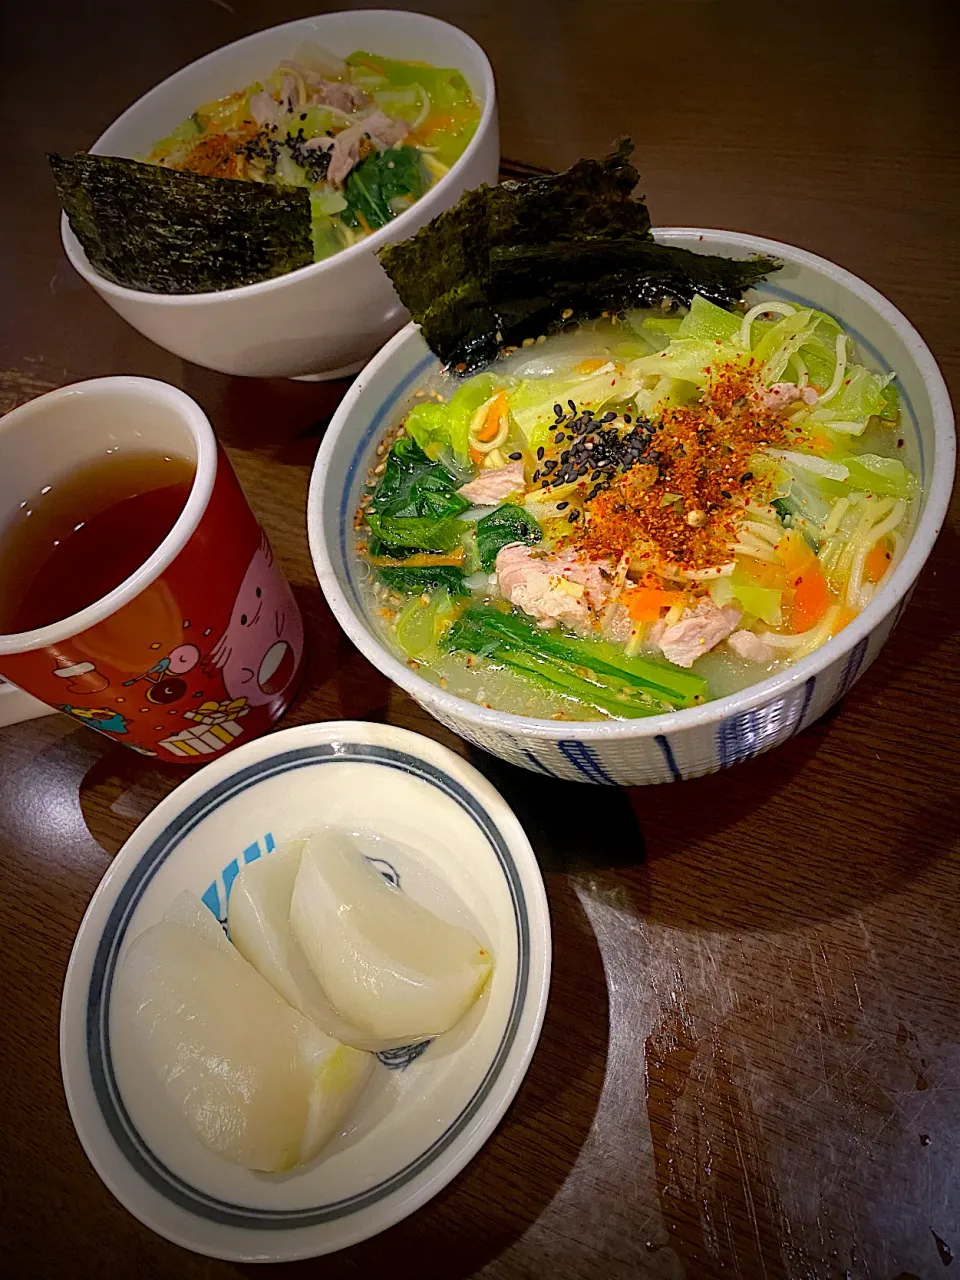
top-left (180, 364), bottom-right (352, 464)
top-left (621, 698), bottom-right (956, 937)
top-left (249, 875), bottom-right (609, 1280)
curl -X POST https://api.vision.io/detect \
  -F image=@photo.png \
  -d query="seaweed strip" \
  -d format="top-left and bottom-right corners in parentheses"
top-left (380, 138), bottom-right (781, 372)
top-left (49, 153), bottom-right (312, 293)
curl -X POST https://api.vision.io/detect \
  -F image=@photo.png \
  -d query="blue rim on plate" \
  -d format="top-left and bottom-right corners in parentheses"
top-left (85, 742), bottom-right (530, 1230)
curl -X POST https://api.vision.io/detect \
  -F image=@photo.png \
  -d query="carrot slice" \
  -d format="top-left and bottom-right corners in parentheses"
top-left (574, 358), bottom-right (608, 376)
top-left (777, 533), bottom-right (831, 631)
top-left (623, 586), bottom-right (685, 623)
top-left (865, 538), bottom-right (892, 584)
top-left (474, 390), bottom-right (509, 442)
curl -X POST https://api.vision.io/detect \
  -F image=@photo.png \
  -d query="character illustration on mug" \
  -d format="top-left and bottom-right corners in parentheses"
top-left (58, 705), bottom-right (129, 736)
top-left (204, 534), bottom-right (303, 706)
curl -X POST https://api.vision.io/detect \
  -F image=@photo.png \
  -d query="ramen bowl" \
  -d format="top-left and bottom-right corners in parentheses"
top-left (307, 229), bottom-right (955, 785)
top-left (59, 10), bottom-right (499, 379)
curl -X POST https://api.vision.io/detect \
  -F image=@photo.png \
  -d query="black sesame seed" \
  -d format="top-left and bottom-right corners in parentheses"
top-left (543, 459), bottom-right (557, 472)
top-left (557, 501), bottom-right (569, 511)
top-left (623, 414), bottom-right (632, 424)
top-left (568, 509), bottom-right (580, 521)
top-left (300, 112), bottom-right (307, 121)
top-left (536, 447), bottom-right (545, 460)
top-left (740, 471), bottom-right (753, 483)
top-left (555, 433), bottom-right (566, 444)
top-left (533, 469), bottom-right (541, 481)
top-left (568, 399), bottom-right (577, 412)
top-left (508, 451), bottom-right (523, 461)
top-left (554, 403), bottom-right (563, 417)
top-left (560, 450), bottom-right (570, 463)
top-left (602, 411), bottom-right (617, 423)
top-left (591, 470), bottom-right (602, 482)
top-left (721, 490), bottom-right (732, 500)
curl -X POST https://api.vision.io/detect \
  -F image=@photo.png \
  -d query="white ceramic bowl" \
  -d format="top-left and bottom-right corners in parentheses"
top-left (59, 11), bottom-right (499, 379)
top-left (60, 720), bottom-right (550, 1261)
top-left (307, 230), bottom-right (956, 786)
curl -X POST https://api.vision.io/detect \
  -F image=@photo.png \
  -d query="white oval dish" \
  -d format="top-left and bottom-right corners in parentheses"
top-left (60, 721), bottom-right (550, 1262)
top-left (59, 11), bottom-right (499, 379)
top-left (307, 229), bottom-right (956, 785)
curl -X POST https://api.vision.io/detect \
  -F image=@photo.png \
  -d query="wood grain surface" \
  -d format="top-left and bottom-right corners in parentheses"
top-left (1, 3), bottom-right (958, 1278)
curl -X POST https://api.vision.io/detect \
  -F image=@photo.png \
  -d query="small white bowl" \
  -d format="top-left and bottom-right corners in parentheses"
top-left (60, 11), bottom-right (499, 379)
top-left (60, 720), bottom-right (550, 1262)
top-left (307, 229), bottom-right (956, 785)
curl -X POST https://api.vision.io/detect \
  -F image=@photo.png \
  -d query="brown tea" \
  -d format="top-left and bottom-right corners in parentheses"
top-left (0, 451), bottom-right (195, 634)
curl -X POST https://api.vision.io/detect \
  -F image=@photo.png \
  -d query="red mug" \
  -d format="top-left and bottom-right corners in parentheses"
top-left (0, 378), bottom-right (305, 761)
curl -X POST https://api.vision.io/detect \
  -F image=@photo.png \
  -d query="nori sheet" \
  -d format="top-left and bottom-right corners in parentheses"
top-left (49, 153), bottom-right (313, 293)
top-left (379, 138), bottom-right (781, 372)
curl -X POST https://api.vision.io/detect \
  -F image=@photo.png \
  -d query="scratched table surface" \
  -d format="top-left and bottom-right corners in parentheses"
top-left (1, 2), bottom-right (958, 1277)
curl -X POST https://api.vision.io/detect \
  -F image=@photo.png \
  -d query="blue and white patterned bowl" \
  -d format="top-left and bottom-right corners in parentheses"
top-left (307, 229), bottom-right (955, 785)
top-left (60, 721), bottom-right (550, 1262)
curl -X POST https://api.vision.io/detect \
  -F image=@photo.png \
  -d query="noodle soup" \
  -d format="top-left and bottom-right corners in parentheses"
top-left (355, 295), bottom-right (918, 722)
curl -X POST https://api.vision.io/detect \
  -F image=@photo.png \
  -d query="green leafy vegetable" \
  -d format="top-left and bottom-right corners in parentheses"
top-left (344, 147), bottom-right (425, 230)
top-left (840, 453), bottom-right (913, 499)
top-left (367, 513), bottom-right (465, 550)
top-left (678, 293), bottom-right (743, 343)
top-left (445, 606), bottom-right (707, 715)
top-left (475, 505), bottom-right (542, 570)
top-left (379, 138), bottom-right (780, 372)
top-left (367, 437), bottom-right (469, 551)
top-left (49, 152), bottom-right (312, 293)
top-left (346, 51), bottom-right (472, 111)
top-left (395, 588), bottom-right (462, 657)
top-left (404, 402), bottom-right (451, 456)
top-left (377, 565), bottom-right (468, 596)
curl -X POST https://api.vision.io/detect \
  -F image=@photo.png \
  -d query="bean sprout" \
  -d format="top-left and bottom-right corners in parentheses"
top-left (817, 335), bottom-right (848, 405)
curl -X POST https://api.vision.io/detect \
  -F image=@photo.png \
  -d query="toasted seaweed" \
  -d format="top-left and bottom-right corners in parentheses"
top-left (379, 138), bottom-right (781, 371)
top-left (49, 152), bottom-right (313, 293)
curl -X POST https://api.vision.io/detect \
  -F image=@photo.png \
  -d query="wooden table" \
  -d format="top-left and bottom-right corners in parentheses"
top-left (2, 2), bottom-right (958, 1277)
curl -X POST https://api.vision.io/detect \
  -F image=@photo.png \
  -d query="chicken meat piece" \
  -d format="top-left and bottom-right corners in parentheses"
top-left (309, 79), bottom-right (372, 113)
top-left (326, 112), bottom-right (409, 186)
top-left (754, 382), bottom-right (819, 412)
top-left (656, 599), bottom-right (742, 668)
top-left (727, 629), bottom-right (776, 664)
top-left (457, 463), bottom-right (525, 505)
top-left (364, 110), bottom-right (410, 148)
top-left (495, 545), bottom-right (618, 633)
top-left (326, 122), bottom-right (366, 186)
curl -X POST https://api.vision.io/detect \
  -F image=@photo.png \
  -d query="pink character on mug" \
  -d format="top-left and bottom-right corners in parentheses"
top-left (205, 534), bottom-right (304, 707)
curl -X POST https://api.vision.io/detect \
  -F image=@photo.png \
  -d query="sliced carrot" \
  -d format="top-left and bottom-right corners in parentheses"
top-left (865, 538), bottom-right (892, 584)
top-left (474, 390), bottom-right (509, 442)
top-left (355, 210), bottom-right (372, 236)
top-left (574, 358), bottom-right (608, 376)
top-left (623, 586), bottom-right (685, 623)
top-left (469, 445), bottom-right (484, 466)
top-left (777, 532), bottom-right (831, 631)
top-left (416, 111), bottom-right (453, 140)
